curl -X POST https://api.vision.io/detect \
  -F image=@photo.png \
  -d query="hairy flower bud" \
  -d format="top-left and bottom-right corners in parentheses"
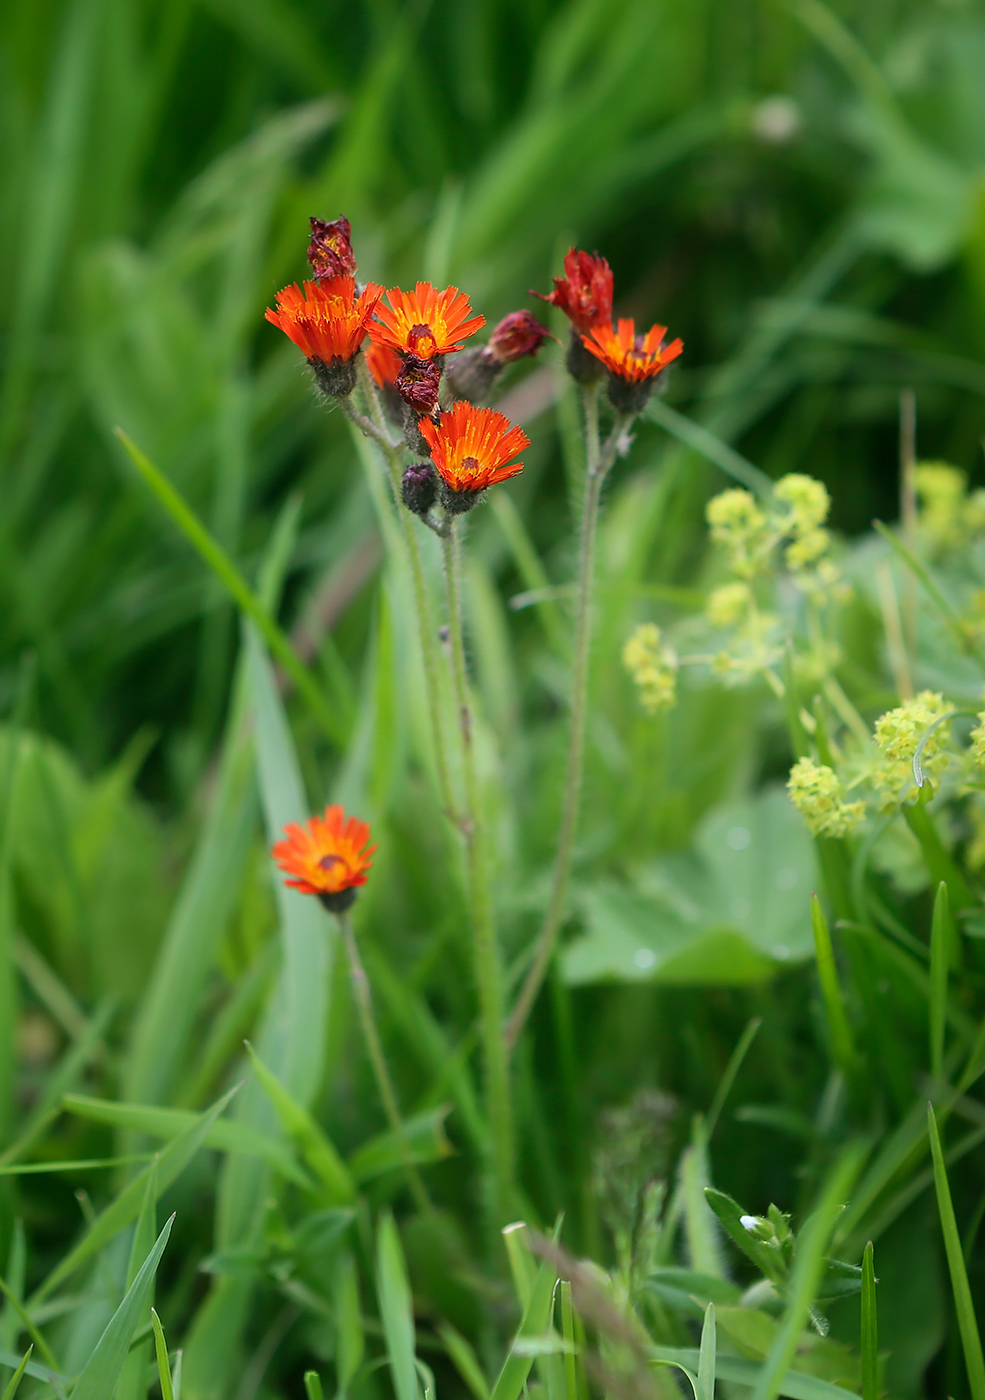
top-left (400, 463), bottom-right (438, 517)
top-left (395, 354), bottom-right (441, 416)
top-left (488, 310), bottom-right (551, 364)
top-left (308, 216), bottom-right (357, 279)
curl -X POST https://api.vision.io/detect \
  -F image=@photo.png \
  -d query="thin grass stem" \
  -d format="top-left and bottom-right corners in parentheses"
top-left (337, 910), bottom-right (432, 1216)
top-left (441, 519), bottom-right (513, 1224)
top-left (504, 390), bottom-right (629, 1052)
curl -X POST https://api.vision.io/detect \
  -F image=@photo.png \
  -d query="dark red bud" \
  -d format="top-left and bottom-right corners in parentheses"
top-left (395, 354), bottom-right (441, 416)
top-left (401, 463), bottom-right (438, 517)
top-left (308, 216), bottom-right (357, 280)
top-left (488, 310), bottom-right (551, 364)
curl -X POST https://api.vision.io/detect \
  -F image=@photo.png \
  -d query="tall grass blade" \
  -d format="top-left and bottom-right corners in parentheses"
top-left (0, 1347), bottom-right (32, 1400)
top-left (928, 1103), bottom-right (985, 1400)
top-left (860, 1242), bottom-right (877, 1400)
top-left (376, 1213), bottom-right (419, 1400)
top-left (70, 1213), bottom-right (174, 1400)
top-left (930, 883), bottom-right (951, 1084)
top-left (698, 1302), bottom-right (716, 1400)
top-left (811, 895), bottom-right (856, 1076)
top-left (151, 1310), bottom-right (175, 1400)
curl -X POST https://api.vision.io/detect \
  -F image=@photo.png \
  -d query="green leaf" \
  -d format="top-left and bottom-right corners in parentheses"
top-left (32, 1084), bottom-right (237, 1303)
top-left (490, 1227), bottom-right (559, 1400)
top-left (151, 1310), bottom-right (175, 1400)
top-left (348, 1106), bottom-right (453, 1183)
top-left (930, 883), bottom-right (952, 1083)
top-left (704, 1188), bottom-right (786, 1285)
top-left (245, 1043), bottom-right (355, 1202)
top-left (0, 1346), bottom-right (32, 1400)
top-left (304, 1373), bottom-right (326, 1400)
top-left (70, 1213), bottom-right (174, 1400)
top-left (61, 1094), bottom-right (312, 1189)
top-left (650, 1347), bottom-right (862, 1400)
top-left (928, 1103), bottom-right (985, 1400)
top-left (333, 1250), bottom-right (364, 1395)
top-left (564, 790), bottom-right (816, 985)
top-left (438, 1321), bottom-right (491, 1400)
top-left (376, 1213), bottom-right (419, 1400)
top-left (698, 1303), bottom-right (716, 1400)
top-left (810, 895), bottom-right (856, 1076)
top-left (860, 1242), bottom-right (877, 1400)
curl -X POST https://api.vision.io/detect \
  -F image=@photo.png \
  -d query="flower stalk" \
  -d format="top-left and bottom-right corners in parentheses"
top-left (441, 518), bottom-right (513, 1223)
top-left (338, 909), bottom-right (432, 1215)
top-left (504, 389), bottom-right (629, 1052)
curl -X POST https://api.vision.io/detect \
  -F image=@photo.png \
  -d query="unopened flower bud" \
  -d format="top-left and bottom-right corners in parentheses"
top-left (395, 354), bottom-right (441, 416)
top-left (308, 216), bottom-right (357, 279)
top-left (401, 463), bottom-right (438, 517)
top-left (488, 310), bottom-right (551, 364)
top-left (444, 347), bottom-right (499, 403)
top-left (312, 357), bottom-right (358, 398)
top-left (566, 329), bottom-right (606, 385)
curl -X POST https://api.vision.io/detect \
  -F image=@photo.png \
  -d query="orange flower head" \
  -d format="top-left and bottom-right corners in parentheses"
top-left (371, 282), bottom-right (485, 359)
top-left (265, 277), bottom-right (384, 396)
top-left (308, 216), bottom-right (357, 280)
top-left (581, 318), bottom-right (683, 412)
top-left (272, 804), bottom-right (376, 914)
top-left (533, 248), bottom-right (613, 335)
top-left (365, 339), bottom-right (402, 389)
top-left (420, 401), bottom-right (529, 513)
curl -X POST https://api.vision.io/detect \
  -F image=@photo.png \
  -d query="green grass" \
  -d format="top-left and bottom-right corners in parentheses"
top-left (3, 0), bottom-right (985, 1397)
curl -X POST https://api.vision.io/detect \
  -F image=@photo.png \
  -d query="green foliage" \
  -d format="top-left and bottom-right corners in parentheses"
top-left (4, 0), bottom-right (985, 1398)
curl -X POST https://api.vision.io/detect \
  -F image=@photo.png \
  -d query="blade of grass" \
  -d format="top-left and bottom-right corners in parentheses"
top-left (706, 1017), bottom-right (762, 1139)
top-left (116, 428), bottom-right (343, 743)
top-left (151, 1310), bottom-right (175, 1400)
top-left (0, 1346), bottom-right (32, 1400)
top-left (698, 1302), bottom-right (716, 1400)
top-left (70, 1213), bottom-right (175, 1400)
top-left (873, 521), bottom-right (985, 677)
top-left (860, 1242), bottom-right (877, 1400)
top-left (811, 895), bottom-right (857, 1077)
top-left (376, 1213), bottom-right (419, 1400)
top-left (928, 1103), bottom-right (985, 1400)
top-left (930, 883), bottom-right (951, 1084)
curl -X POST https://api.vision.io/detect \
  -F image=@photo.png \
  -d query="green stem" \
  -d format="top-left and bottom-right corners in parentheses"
top-left (504, 389), bottom-right (627, 1053)
top-left (345, 376), bottom-right (460, 826)
top-left (441, 519), bottom-right (513, 1223)
top-left (338, 910), bottom-right (432, 1216)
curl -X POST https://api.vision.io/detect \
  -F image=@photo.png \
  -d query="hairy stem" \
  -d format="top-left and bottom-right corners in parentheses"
top-left (504, 390), bottom-right (629, 1053)
top-left (348, 370), bottom-right (460, 826)
top-left (441, 518), bottom-right (513, 1223)
top-left (338, 909), bottom-right (432, 1215)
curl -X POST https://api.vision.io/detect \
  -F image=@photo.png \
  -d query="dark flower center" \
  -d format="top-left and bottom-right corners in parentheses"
top-left (407, 323), bottom-right (437, 355)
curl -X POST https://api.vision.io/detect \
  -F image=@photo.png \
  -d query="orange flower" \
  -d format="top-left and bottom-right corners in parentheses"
top-left (266, 277), bottom-right (383, 395)
top-left (533, 248), bottom-right (613, 335)
top-left (420, 401), bottom-right (529, 512)
top-left (371, 282), bottom-right (485, 359)
top-left (272, 805), bottom-right (376, 913)
top-left (581, 318), bottom-right (683, 411)
top-left (365, 339), bottom-right (402, 389)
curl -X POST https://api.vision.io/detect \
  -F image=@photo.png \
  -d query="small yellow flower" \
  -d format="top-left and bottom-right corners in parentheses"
top-left (787, 757), bottom-right (865, 838)
top-left (872, 690), bottom-right (951, 799)
top-left (706, 581), bottom-right (752, 629)
top-left (706, 489), bottom-right (770, 577)
top-left (623, 624), bottom-right (678, 714)
top-left (774, 474), bottom-right (830, 534)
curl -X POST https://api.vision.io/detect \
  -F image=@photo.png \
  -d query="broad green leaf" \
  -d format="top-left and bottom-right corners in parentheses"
top-left (564, 790), bottom-right (816, 984)
top-left (70, 1214), bottom-right (174, 1400)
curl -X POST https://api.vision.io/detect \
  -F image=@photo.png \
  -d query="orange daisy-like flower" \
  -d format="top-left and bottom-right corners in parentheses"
top-left (365, 339), bottom-right (402, 390)
top-left (272, 805), bottom-right (377, 914)
top-left (581, 318), bottom-right (683, 412)
top-left (420, 401), bottom-right (529, 513)
top-left (534, 248), bottom-right (613, 336)
top-left (265, 277), bottom-right (384, 395)
top-left (371, 282), bottom-right (485, 359)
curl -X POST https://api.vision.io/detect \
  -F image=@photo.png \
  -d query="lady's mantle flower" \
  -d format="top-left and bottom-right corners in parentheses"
top-left (623, 624), bottom-right (678, 714)
top-left (266, 276), bottom-right (383, 396)
top-left (581, 319), bottom-right (683, 412)
top-left (371, 283), bottom-right (485, 359)
top-left (307, 215), bottom-right (357, 280)
top-left (272, 805), bottom-right (376, 914)
top-left (706, 490), bottom-right (770, 577)
top-left (534, 248), bottom-right (613, 334)
top-left (873, 691), bottom-right (952, 800)
top-left (420, 401), bottom-right (529, 514)
top-left (787, 758), bottom-right (865, 838)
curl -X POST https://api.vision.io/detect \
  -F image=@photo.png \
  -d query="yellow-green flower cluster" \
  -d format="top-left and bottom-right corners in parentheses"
top-left (706, 581), bottom-right (752, 629)
top-left (623, 623), bottom-right (678, 714)
top-left (916, 462), bottom-right (985, 554)
top-left (872, 690), bottom-right (951, 800)
top-left (787, 757), bottom-right (865, 838)
top-left (969, 707), bottom-right (985, 771)
top-left (706, 490), bottom-right (771, 578)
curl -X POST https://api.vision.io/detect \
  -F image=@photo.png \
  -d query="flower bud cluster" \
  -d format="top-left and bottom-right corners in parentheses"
top-left (787, 758), bottom-right (866, 838)
top-left (622, 624), bottom-right (678, 714)
top-left (872, 691), bottom-right (952, 802)
top-left (916, 462), bottom-right (985, 554)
